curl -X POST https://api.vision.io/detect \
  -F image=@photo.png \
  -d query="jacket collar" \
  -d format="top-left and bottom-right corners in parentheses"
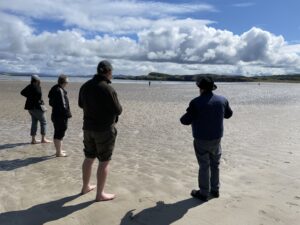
top-left (93, 74), bottom-right (111, 84)
top-left (57, 84), bottom-right (67, 93)
top-left (201, 91), bottom-right (213, 96)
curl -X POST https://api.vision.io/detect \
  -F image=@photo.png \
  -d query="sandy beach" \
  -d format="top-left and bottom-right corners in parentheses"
top-left (0, 80), bottom-right (299, 225)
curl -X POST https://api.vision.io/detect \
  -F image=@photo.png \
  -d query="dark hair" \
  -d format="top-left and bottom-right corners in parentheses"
top-left (97, 60), bottom-right (113, 74)
top-left (58, 74), bottom-right (68, 85)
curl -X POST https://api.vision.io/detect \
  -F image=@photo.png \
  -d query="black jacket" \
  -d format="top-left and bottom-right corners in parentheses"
top-left (20, 84), bottom-right (44, 110)
top-left (78, 75), bottom-right (122, 131)
top-left (48, 84), bottom-right (72, 120)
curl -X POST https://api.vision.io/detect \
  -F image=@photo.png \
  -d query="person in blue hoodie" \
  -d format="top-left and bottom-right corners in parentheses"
top-left (180, 76), bottom-right (233, 201)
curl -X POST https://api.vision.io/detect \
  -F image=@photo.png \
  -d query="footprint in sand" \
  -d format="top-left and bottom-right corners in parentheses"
top-left (138, 197), bottom-right (154, 203)
top-left (259, 210), bottom-right (281, 222)
top-left (259, 209), bottom-right (267, 215)
top-left (286, 202), bottom-right (299, 207)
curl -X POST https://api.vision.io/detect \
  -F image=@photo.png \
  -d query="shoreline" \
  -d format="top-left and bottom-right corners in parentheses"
top-left (2, 73), bottom-right (300, 84)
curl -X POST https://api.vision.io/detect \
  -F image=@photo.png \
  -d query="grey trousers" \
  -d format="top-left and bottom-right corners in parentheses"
top-left (29, 109), bottom-right (47, 136)
top-left (194, 138), bottom-right (222, 196)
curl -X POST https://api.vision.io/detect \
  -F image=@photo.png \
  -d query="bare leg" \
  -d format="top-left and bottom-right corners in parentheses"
top-left (41, 135), bottom-right (52, 143)
top-left (95, 161), bottom-right (115, 201)
top-left (54, 139), bottom-right (67, 157)
top-left (81, 158), bottom-right (96, 194)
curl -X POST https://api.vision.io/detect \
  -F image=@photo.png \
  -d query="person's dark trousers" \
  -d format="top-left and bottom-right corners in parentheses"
top-left (193, 138), bottom-right (222, 197)
top-left (52, 117), bottom-right (68, 140)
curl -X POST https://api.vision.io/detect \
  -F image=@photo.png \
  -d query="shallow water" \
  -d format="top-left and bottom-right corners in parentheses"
top-left (112, 81), bottom-right (300, 106)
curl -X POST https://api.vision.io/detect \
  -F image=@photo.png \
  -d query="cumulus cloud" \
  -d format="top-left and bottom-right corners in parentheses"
top-left (0, 13), bottom-right (32, 53)
top-left (0, 1), bottom-right (300, 75)
top-left (238, 28), bottom-right (299, 66)
top-left (139, 25), bottom-right (300, 70)
top-left (0, 0), bottom-right (215, 34)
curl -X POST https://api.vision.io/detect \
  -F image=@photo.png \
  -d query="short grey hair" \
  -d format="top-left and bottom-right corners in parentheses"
top-left (58, 74), bottom-right (68, 85)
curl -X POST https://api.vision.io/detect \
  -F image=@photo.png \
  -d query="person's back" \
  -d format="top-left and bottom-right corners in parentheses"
top-left (182, 92), bottom-right (232, 140)
top-left (180, 76), bottom-right (232, 201)
top-left (21, 82), bottom-right (43, 110)
top-left (48, 84), bottom-right (71, 119)
top-left (20, 75), bottom-right (51, 144)
top-left (78, 60), bottom-right (122, 201)
top-left (79, 75), bottom-right (122, 132)
top-left (48, 75), bottom-right (71, 157)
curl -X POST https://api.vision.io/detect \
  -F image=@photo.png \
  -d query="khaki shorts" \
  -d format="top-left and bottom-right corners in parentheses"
top-left (83, 127), bottom-right (117, 162)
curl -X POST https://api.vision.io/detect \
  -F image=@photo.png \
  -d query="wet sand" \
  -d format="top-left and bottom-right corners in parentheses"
top-left (0, 80), bottom-right (299, 225)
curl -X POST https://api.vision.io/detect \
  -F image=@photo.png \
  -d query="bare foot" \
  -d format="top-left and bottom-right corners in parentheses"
top-left (31, 140), bottom-right (40, 144)
top-left (95, 192), bottom-right (116, 202)
top-left (56, 152), bottom-right (67, 157)
top-left (81, 185), bottom-right (96, 195)
top-left (41, 139), bottom-right (52, 143)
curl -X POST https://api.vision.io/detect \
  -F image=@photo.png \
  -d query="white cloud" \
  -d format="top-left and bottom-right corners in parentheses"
top-left (239, 28), bottom-right (300, 67)
top-left (232, 2), bottom-right (255, 7)
top-left (0, 0), bottom-right (215, 34)
top-left (0, 13), bottom-right (32, 53)
top-left (0, 1), bottom-right (300, 76)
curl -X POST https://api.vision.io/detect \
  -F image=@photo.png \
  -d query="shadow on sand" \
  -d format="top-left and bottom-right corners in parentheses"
top-left (0, 194), bottom-right (94, 225)
top-left (0, 142), bottom-right (31, 151)
top-left (120, 198), bottom-right (204, 225)
top-left (0, 155), bottom-right (55, 171)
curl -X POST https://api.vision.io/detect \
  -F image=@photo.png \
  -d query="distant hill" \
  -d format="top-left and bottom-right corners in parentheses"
top-left (114, 72), bottom-right (300, 83)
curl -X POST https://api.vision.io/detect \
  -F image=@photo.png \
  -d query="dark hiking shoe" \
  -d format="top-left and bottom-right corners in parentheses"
top-left (191, 190), bottom-right (208, 202)
top-left (210, 190), bottom-right (219, 198)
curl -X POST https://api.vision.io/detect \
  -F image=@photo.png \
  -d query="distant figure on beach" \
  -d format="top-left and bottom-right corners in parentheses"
top-left (48, 75), bottom-right (72, 157)
top-left (20, 75), bottom-right (52, 144)
top-left (180, 76), bottom-right (233, 201)
top-left (149, 81), bottom-right (151, 87)
top-left (78, 60), bottom-right (122, 201)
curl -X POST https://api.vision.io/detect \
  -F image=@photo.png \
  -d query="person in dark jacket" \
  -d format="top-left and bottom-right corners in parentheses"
top-left (78, 60), bottom-right (122, 201)
top-left (180, 76), bottom-right (233, 201)
top-left (20, 75), bottom-right (51, 144)
top-left (48, 74), bottom-right (72, 157)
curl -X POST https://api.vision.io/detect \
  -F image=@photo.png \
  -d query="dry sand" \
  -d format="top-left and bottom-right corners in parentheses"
top-left (0, 80), bottom-right (299, 225)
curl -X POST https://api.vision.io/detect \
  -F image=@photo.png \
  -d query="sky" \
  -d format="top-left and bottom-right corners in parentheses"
top-left (0, 0), bottom-right (300, 76)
